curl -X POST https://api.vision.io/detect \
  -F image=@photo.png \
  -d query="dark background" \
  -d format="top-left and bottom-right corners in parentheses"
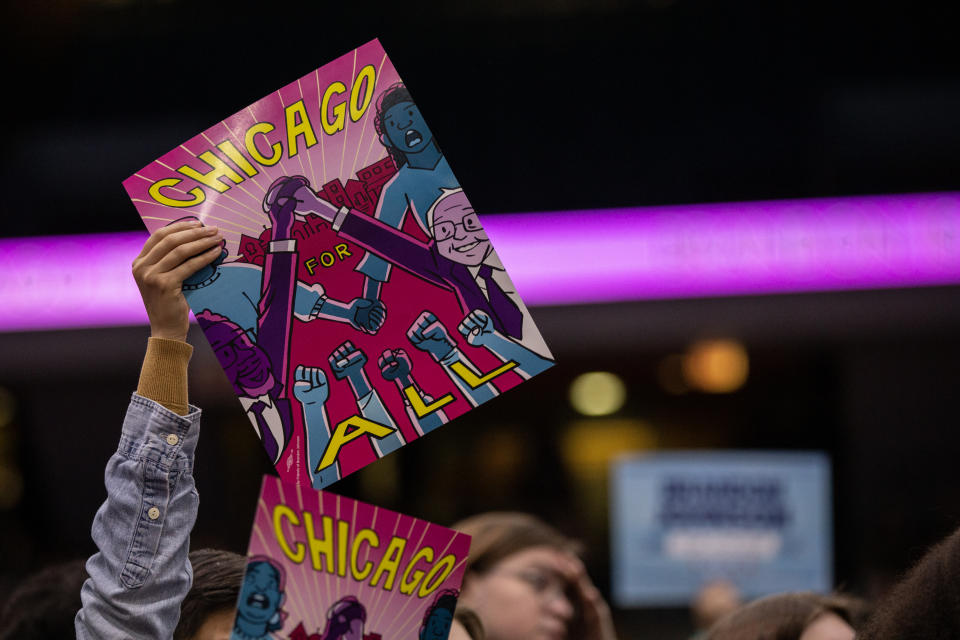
top-left (1, 1), bottom-right (959, 637)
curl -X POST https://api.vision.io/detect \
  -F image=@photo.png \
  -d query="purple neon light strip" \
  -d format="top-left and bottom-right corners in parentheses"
top-left (1, 192), bottom-right (958, 332)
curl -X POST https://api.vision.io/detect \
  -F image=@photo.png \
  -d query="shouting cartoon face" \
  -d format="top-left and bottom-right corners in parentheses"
top-left (430, 190), bottom-right (490, 267)
top-left (382, 101), bottom-right (434, 155)
top-left (236, 562), bottom-right (284, 626)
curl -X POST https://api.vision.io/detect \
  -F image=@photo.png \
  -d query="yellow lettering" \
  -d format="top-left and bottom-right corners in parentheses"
top-left (285, 100), bottom-right (318, 158)
top-left (148, 178), bottom-right (205, 208)
top-left (321, 82), bottom-right (347, 135)
top-left (303, 513), bottom-right (334, 573)
top-left (245, 122), bottom-right (283, 166)
top-left (305, 257), bottom-right (318, 275)
top-left (418, 554), bottom-right (456, 598)
top-left (403, 386), bottom-right (454, 418)
top-left (351, 528), bottom-right (379, 581)
top-left (216, 140), bottom-right (258, 177)
top-left (335, 243), bottom-right (352, 260)
top-left (450, 360), bottom-right (518, 389)
top-left (320, 251), bottom-right (335, 267)
top-left (273, 505), bottom-right (305, 563)
top-left (337, 520), bottom-right (349, 578)
top-left (349, 65), bottom-right (376, 122)
top-left (370, 536), bottom-right (407, 591)
top-left (316, 416), bottom-right (396, 471)
top-left (400, 547), bottom-right (434, 595)
top-left (177, 151), bottom-right (244, 193)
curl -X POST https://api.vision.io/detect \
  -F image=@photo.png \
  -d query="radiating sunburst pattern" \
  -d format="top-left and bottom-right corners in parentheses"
top-left (121, 38), bottom-right (547, 496)
top-left (243, 476), bottom-right (471, 638)
top-left (124, 40), bottom-right (400, 259)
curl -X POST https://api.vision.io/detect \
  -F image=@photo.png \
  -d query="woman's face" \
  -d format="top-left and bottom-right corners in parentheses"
top-left (460, 546), bottom-right (576, 640)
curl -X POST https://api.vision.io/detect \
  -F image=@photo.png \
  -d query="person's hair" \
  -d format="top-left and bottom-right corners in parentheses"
top-left (454, 608), bottom-right (485, 640)
top-left (707, 591), bottom-right (868, 640)
top-left (452, 512), bottom-right (583, 576)
top-left (0, 559), bottom-right (88, 640)
top-left (374, 83), bottom-right (415, 169)
top-left (858, 526), bottom-right (960, 639)
top-left (174, 548), bottom-right (247, 640)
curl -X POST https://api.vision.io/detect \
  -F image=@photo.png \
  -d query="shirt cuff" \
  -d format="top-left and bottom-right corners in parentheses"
top-left (137, 337), bottom-right (193, 416)
top-left (123, 394), bottom-right (202, 467)
top-left (333, 206), bottom-right (350, 232)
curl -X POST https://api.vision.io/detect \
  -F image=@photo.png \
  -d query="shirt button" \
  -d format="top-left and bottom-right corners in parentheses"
top-left (147, 507), bottom-right (161, 520)
top-left (165, 434), bottom-right (179, 446)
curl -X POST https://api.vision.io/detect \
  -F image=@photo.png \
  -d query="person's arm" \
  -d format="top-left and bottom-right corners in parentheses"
top-left (75, 220), bottom-right (222, 639)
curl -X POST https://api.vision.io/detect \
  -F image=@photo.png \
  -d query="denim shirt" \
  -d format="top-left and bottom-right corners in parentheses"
top-left (75, 393), bottom-right (201, 639)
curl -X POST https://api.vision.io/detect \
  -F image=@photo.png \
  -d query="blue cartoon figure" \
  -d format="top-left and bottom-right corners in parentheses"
top-left (419, 589), bottom-right (458, 640)
top-left (356, 83), bottom-right (459, 308)
top-left (232, 558), bottom-right (287, 640)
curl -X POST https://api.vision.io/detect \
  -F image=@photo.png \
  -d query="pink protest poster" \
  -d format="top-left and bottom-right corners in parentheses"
top-left (234, 475), bottom-right (471, 640)
top-left (123, 39), bottom-right (554, 488)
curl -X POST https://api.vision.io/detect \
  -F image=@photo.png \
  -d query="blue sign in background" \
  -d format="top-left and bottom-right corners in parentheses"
top-left (610, 451), bottom-right (832, 607)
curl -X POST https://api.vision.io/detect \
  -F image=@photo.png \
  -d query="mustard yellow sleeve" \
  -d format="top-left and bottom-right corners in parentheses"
top-left (136, 337), bottom-right (194, 416)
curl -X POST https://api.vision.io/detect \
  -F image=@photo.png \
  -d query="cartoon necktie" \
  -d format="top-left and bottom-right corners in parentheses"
top-left (477, 264), bottom-right (524, 339)
top-left (250, 400), bottom-right (279, 463)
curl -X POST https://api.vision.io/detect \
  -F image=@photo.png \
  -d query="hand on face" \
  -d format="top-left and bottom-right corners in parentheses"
top-left (463, 547), bottom-right (578, 640)
top-left (555, 554), bottom-right (617, 640)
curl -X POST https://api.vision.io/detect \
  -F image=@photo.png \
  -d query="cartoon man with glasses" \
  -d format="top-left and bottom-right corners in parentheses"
top-left (268, 183), bottom-right (551, 356)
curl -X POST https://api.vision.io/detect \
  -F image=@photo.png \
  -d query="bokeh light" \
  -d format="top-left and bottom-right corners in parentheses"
top-left (682, 339), bottom-right (749, 393)
top-left (569, 371), bottom-right (628, 416)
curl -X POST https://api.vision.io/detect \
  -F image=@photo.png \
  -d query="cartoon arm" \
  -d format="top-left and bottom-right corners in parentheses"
top-left (257, 181), bottom-right (301, 391)
top-left (378, 348), bottom-right (449, 436)
top-left (328, 341), bottom-right (406, 457)
top-left (406, 311), bottom-right (500, 407)
top-left (292, 365), bottom-right (340, 489)
top-left (355, 176), bottom-right (410, 295)
top-left (458, 310), bottom-right (554, 378)
top-left (268, 176), bottom-right (450, 290)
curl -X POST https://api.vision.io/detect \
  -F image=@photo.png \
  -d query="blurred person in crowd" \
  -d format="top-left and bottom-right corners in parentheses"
top-left (689, 580), bottom-right (743, 639)
top-left (706, 591), bottom-right (868, 640)
top-left (0, 548), bottom-right (245, 640)
top-left (451, 609), bottom-right (485, 640)
top-left (0, 559), bottom-right (88, 639)
top-left (857, 525), bottom-right (960, 639)
top-left (452, 512), bottom-right (617, 640)
top-left (178, 548), bottom-right (247, 640)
